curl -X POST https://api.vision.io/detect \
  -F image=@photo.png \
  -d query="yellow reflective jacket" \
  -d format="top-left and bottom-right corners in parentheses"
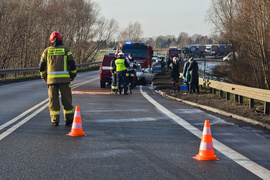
top-left (40, 45), bottom-right (77, 84)
top-left (112, 58), bottom-right (129, 72)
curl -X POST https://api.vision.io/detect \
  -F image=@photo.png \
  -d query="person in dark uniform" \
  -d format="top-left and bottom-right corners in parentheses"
top-left (187, 57), bottom-right (200, 94)
top-left (110, 52), bottom-right (119, 94)
top-left (126, 53), bottom-right (137, 94)
top-left (171, 57), bottom-right (180, 95)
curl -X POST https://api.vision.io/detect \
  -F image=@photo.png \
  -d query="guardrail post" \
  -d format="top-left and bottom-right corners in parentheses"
top-left (250, 98), bottom-right (254, 108)
top-left (264, 102), bottom-right (269, 114)
top-left (220, 90), bottom-right (223, 98)
top-left (239, 96), bottom-right (243, 104)
top-left (210, 87), bottom-right (213, 94)
top-left (234, 94), bottom-right (239, 103)
top-left (213, 88), bottom-right (216, 94)
top-left (226, 92), bottom-right (230, 101)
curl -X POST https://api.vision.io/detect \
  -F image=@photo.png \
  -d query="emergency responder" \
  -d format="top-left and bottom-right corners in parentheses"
top-left (126, 53), bottom-right (137, 94)
top-left (112, 53), bottom-right (129, 95)
top-left (161, 56), bottom-right (166, 75)
top-left (39, 31), bottom-right (77, 126)
top-left (110, 51), bottom-right (119, 94)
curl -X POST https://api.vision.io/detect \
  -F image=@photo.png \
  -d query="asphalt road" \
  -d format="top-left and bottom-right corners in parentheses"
top-left (0, 70), bottom-right (270, 180)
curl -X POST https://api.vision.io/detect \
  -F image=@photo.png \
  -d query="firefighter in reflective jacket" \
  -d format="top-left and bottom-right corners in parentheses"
top-left (112, 53), bottom-right (129, 95)
top-left (126, 53), bottom-right (137, 94)
top-left (39, 31), bottom-right (77, 126)
top-left (110, 51), bottom-right (118, 94)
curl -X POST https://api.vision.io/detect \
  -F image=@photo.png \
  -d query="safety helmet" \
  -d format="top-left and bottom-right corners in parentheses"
top-left (50, 31), bottom-right (63, 43)
top-left (117, 53), bottom-right (124, 57)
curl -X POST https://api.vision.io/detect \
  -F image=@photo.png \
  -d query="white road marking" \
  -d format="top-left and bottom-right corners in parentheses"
top-left (140, 86), bottom-right (270, 180)
top-left (0, 77), bottom-right (99, 141)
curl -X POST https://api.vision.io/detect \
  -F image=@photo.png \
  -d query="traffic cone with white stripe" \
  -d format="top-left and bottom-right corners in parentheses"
top-left (67, 106), bottom-right (86, 136)
top-left (193, 120), bottom-right (219, 160)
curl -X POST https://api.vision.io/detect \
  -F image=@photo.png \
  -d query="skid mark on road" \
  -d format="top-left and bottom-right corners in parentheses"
top-left (72, 90), bottom-right (111, 95)
top-left (140, 86), bottom-right (270, 180)
top-left (89, 117), bottom-right (160, 123)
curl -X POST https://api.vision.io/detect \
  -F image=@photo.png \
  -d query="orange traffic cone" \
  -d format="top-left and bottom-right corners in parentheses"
top-left (193, 120), bottom-right (219, 160)
top-left (67, 106), bottom-right (86, 136)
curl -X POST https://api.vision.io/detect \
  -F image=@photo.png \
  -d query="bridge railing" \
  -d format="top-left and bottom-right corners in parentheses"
top-left (0, 62), bottom-right (101, 79)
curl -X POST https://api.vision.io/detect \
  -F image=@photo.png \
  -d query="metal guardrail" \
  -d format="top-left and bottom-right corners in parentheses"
top-left (199, 78), bottom-right (270, 114)
top-left (179, 72), bottom-right (270, 114)
top-left (0, 62), bottom-right (101, 79)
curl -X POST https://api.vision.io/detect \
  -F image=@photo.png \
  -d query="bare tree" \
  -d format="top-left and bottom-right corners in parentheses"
top-left (117, 21), bottom-right (143, 43)
top-left (208, 0), bottom-right (270, 89)
top-left (0, 0), bottom-right (119, 69)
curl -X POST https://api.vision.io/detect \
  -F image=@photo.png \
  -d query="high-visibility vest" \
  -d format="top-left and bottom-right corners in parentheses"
top-left (115, 59), bottom-right (127, 72)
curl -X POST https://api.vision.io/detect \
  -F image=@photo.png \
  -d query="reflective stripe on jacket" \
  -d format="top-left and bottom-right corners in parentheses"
top-left (40, 45), bottom-right (77, 84)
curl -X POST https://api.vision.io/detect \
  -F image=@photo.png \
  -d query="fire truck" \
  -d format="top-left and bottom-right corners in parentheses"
top-left (167, 46), bottom-right (180, 59)
top-left (120, 42), bottom-right (153, 68)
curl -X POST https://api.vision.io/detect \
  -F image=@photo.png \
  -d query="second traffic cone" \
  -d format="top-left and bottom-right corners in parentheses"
top-left (67, 106), bottom-right (86, 136)
top-left (193, 120), bottom-right (219, 160)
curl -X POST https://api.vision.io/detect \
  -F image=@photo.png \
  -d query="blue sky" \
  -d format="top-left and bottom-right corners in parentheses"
top-left (96, 0), bottom-right (214, 38)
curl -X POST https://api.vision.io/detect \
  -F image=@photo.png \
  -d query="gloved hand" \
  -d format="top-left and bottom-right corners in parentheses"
top-left (43, 78), bottom-right (47, 82)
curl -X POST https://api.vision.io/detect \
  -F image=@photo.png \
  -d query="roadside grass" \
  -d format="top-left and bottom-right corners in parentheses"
top-left (153, 72), bottom-right (269, 124)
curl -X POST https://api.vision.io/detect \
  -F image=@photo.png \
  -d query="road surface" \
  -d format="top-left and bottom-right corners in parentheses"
top-left (0, 70), bottom-right (269, 180)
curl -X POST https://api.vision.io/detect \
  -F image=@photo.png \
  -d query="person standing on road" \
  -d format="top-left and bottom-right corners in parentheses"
top-left (161, 56), bottom-right (166, 75)
top-left (183, 58), bottom-right (190, 91)
top-left (171, 57), bottom-right (180, 95)
top-left (187, 57), bottom-right (200, 94)
top-left (39, 31), bottom-right (77, 126)
top-left (112, 53), bottom-right (129, 95)
top-left (126, 53), bottom-right (137, 94)
top-left (167, 56), bottom-right (172, 72)
top-left (110, 51), bottom-right (119, 94)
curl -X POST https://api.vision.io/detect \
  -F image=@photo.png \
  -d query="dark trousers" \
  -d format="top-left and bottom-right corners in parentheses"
top-left (189, 83), bottom-right (200, 94)
top-left (126, 70), bottom-right (134, 92)
top-left (172, 76), bottom-right (180, 92)
top-left (111, 73), bottom-right (117, 92)
top-left (117, 70), bottom-right (128, 94)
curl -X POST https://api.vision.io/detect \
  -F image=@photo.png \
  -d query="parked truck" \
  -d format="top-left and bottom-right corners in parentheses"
top-left (179, 46), bottom-right (205, 59)
top-left (205, 44), bottom-right (219, 56)
top-left (167, 46), bottom-right (179, 59)
top-left (219, 44), bottom-right (231, 56)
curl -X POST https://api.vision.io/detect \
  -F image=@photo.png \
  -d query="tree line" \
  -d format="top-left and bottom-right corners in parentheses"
top-left (2, 0), bottom-right (268, 90)
top-left (0, 0), bottom-right (118, 69)
top-left (0, 0), bottom-right (217, 71)
top-left (209, 0), bottom-right (270, 89)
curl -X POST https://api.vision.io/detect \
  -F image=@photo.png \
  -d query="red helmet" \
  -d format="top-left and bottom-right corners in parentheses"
top-left (50, 31), bottom-right (63, 43)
